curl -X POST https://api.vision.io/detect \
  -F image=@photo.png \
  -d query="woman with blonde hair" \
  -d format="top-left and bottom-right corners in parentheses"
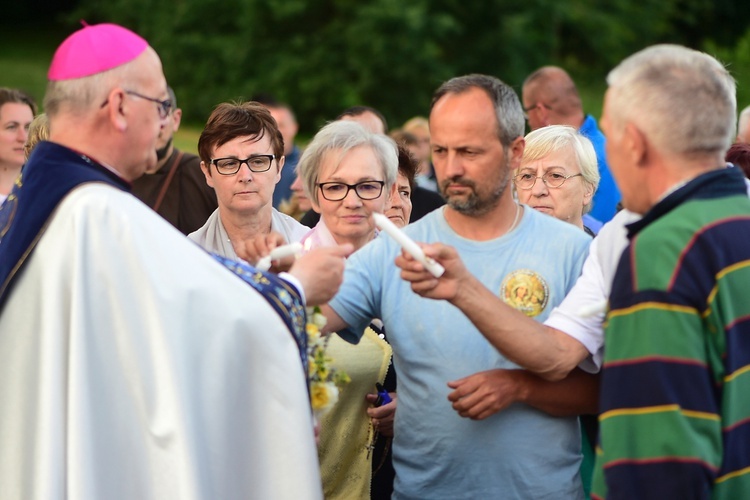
top-left (402, 116), bottom-right (437, 191)
top-left (24, 114), bottom-right (49, 160)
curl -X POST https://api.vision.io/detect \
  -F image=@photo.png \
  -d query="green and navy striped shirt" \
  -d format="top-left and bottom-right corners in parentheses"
top-left (593, 167), bottom-right (750, 499)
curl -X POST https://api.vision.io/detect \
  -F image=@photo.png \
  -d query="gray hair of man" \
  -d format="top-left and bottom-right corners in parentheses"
top-left (44, 48), bottom-right (155, 119)
top-left (606, 44), bottom-right (737, 159)
top-left (297, 120), bottom-right (398, 206)
top-left (521, 125), bottom-right (600, 213)
top-left (430, 74), bottom-right (525, 148)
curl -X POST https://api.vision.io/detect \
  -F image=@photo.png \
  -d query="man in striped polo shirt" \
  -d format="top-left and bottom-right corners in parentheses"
top-left (592, 45), bottom-right (750, 499)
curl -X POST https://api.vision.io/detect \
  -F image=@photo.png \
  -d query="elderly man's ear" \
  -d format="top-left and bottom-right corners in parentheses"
top-left (624, 123), bottom-right (648, 167)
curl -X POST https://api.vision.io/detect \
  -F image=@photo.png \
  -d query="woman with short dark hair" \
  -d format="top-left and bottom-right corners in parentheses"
top-left (189, 101), bottom-right (308, 256)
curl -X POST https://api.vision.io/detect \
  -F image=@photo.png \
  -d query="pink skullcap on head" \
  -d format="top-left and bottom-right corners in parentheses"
top-left (48, 23), bottom-right (149, 81)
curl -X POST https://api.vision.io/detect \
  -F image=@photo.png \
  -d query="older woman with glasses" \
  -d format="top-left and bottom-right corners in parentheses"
top-left (297, 120), bottom-right (398, 500)
top-left (189, 101), bottom-right (308, 256)
top-left (514, 125), bottom-right (600, 235)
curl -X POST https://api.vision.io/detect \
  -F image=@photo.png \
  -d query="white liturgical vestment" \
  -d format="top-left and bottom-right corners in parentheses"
top-left (0, 184), bottom-right (322, 500)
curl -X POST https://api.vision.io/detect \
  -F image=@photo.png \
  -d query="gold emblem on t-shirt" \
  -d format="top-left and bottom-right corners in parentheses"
top-left (500, 269), bottom-right (549, 317)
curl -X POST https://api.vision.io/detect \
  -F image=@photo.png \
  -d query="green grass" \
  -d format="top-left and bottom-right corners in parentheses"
top-left (174, 126), bottom-right (201, 155)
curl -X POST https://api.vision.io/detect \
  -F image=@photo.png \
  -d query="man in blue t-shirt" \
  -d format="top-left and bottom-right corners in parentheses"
top-left (321, 74), bottom-right (595, 499)
top-left (523, 66), bottom-right (620, 224)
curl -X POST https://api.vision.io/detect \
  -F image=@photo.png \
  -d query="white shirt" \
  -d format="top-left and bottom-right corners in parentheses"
top-left (544, 209), bottom-right (639, 372)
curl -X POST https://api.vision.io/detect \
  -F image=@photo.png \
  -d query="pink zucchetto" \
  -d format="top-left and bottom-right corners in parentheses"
top-left (48, 22), bottom-right (149, 81)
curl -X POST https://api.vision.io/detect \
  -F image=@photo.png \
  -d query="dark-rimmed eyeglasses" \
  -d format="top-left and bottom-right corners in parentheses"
top-left (210, 155), bottom-right (276, 175)
top-left (513, 171), bottom-right (582, 190)
top-left (99, 90), bottom-right (173, 120)
top-left (317, 181), bottom-right (385, 201)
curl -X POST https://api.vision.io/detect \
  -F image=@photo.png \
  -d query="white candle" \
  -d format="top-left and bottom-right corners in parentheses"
top-left (373, 213), bottom-right (445, 278)
top-left (256, 242), bottom-right (303, 272)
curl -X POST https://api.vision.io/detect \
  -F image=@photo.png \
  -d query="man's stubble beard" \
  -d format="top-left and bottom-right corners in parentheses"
top-left (439, 156), bottom-right (511, 217)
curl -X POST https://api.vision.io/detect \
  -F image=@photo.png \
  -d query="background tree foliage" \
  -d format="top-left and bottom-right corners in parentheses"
top-left (66, 0), bottom-right (750, 134)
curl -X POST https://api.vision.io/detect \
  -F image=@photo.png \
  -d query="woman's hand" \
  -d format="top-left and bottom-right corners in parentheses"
top-left (366, 392), bottom-right (397, 437)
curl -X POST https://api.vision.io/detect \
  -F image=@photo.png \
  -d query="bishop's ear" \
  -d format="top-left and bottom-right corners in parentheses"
top-left (102, 87), bottom-right (128, 131)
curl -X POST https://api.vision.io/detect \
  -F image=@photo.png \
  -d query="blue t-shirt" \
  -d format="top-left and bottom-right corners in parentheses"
top-left (580, 115), bottom-right (621, 223)
top-left (329, 207), bottom-right (591, 499)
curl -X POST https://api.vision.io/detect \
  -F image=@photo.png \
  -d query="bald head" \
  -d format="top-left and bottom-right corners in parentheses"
top-left (522, 66), bottom-right (584, 130)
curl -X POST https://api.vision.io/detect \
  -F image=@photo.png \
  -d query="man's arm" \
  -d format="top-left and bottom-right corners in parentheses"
top-left (287, 245), bottom-right (353, 305)
top-left (395, 244), bottom-right (589, 381)
top-left (318, 304), bottom-right (350, 334)
top-left (447, 368), bottom-right (599, 420)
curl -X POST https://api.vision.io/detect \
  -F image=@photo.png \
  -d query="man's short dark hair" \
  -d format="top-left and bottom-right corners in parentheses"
top-left (430, 74), bottom-right (524, 147)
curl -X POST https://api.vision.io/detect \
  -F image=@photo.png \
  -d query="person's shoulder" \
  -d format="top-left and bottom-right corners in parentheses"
top-left (175, 148), bottom-right (199, 161)
top-left (187, 210), bottom-right (215, 243)
top-left (69, 182), bottom-right (134, 202)
top-left (600, 209), bottom-right (639, 236)
top-left (299, 209), bottom-right (320, 228)
top-left (272, 208), bottom-right (309, 242)
top-left (412, 186), bottom-right (445, 205)
top-left (525, 207), bottom-right (589, 238)
top-left (579, 115), bottom-right (601, 134)
top-left (579, 115), bottom-right (606, 146)
top-left (642, 194), bottom-right (750, 250)
top-left (64, 183), bottom-right (158, 225)
top-left (522, 209), bottom-right (592, 261)
top-left (403, 206), bottom-right (444, 236)
top-left (410, 187), bottom-right (446, 222)
top-left (176, 150), bottom-right (202, 170)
